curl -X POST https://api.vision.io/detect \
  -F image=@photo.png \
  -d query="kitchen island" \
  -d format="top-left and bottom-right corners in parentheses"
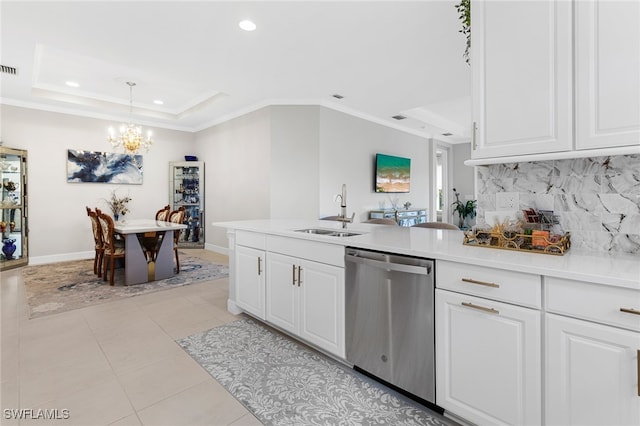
top-left (215, 219), bottom-right (640, 426)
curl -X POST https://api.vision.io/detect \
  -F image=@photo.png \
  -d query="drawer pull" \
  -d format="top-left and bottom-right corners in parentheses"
top-left (620, 307), bottom-right (640, 316)
top-left (292, 264), bottom-right (296, 286)
top-left (257, 257), bottom-right (262, 275)
top-left (297, 266), bottom-right (302, 287)
top-left (461, 278), bottom-right (500, 288)
top-left (462, 302), bottom-right (499, 315)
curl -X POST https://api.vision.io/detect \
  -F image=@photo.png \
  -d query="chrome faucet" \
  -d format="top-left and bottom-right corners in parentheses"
top-left (336, 184), bottom-right (354, 228)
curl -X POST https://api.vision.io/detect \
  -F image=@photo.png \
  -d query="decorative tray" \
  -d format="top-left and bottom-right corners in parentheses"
top-left (463, 229), bottom-right (571, 256)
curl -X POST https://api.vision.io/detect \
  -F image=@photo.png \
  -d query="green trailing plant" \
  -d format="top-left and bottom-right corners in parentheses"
top-left (451, 188), bottom-right (476, 226)
top-left (455, 0), bottom-right (471, 65)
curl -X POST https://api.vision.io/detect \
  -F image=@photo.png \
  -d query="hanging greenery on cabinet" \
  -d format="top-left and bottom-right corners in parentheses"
top-left (455, 0), bottom-right (471, 65)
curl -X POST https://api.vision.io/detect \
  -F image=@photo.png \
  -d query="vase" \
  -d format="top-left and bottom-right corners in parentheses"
top-left (2, 238), bottom-right (16, 259)
top-left (114, 214), bottom-right (119, 223)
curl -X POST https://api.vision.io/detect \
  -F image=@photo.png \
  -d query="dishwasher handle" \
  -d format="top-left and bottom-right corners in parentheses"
top-left (346, 253), bottom-right (432, 275)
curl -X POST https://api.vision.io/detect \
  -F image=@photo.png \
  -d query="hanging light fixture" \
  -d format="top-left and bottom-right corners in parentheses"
top-left (108, 82), bottom-right (152, 154)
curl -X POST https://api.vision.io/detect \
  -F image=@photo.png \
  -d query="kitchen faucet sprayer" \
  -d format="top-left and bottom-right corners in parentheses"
top-left (337, 184), bottom-right (354, 228)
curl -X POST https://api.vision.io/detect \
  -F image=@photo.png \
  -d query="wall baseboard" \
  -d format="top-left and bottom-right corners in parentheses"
top-left (205, 243), bottom-right (228, 256)
top-left (29, 251), bottom-right (94, 266)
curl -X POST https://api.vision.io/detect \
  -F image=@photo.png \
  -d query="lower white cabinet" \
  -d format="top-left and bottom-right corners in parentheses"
top-left (546, 313), bottom-right (640, 426)
top-left (235, 245), bottom-right (266, 319)
top-left (266, 251), bottom-right (345, 358)
top-left (436, 289), bottom-right (542, 425)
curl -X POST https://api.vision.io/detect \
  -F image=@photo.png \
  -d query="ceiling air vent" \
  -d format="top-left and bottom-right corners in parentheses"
top-left (0, 65), bottom-right (18, 75)
top-left (441, 132), bottom-right (453, 136)
top-left (332, 94), bottom-right (344, 99)
top-left (392, 115), bottom-right (406, 120)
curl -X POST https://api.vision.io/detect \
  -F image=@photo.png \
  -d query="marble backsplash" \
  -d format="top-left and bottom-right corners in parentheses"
top-left (476, 154), bottom-right (640, 254)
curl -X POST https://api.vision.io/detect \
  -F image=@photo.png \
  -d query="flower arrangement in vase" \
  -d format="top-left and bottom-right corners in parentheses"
top-left (104, 189), bottom-right (131, 222)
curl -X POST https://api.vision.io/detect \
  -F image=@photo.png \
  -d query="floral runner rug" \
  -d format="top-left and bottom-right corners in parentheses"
top-left (178, 318), bottom-right (452, 426)
top-left (22, 253), bottom-right (228, 318)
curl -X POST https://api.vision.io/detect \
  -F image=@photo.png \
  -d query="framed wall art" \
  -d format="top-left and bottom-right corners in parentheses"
top-left (67, 149), bottom-right (143, 184)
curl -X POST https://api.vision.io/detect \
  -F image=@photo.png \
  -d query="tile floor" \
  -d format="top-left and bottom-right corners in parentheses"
top-left (1, 250), bottom-right (262, 426)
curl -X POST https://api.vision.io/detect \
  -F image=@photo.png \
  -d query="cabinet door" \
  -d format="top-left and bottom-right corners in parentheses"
top-left (436, 289), bottom-right (542, 425)
top-left (235, 245), bottom-right (265, 319)
top-left (546, 313), bottom-right (640, 426)
top-left (471, 0), bottom-right (572, 159)
top-left (265, 252), bottom-right (298, 336)
top-left (298, 259), bottom-right (345, 358)
top-left (575, 0), bottom-right (640, 150)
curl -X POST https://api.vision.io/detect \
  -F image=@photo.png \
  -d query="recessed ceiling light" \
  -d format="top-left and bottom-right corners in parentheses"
top-left (442, 132), bottom-right (453, 136)
top-left (153, 100), bottom-right (164, 105)
top-left (392, 115), bottom-right (406, 120)
top-left (239, 20), bottom-right (256, 31)
top-left (332, 94), bottom-right (344, 99)
top-left (65, 81), bottom-right (79, 88)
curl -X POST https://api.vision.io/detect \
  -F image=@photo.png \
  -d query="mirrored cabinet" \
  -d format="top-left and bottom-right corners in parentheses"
top-left (1, 147), bottom-right (28, 271)
top-left (169, 161), bottom-right (205, 248)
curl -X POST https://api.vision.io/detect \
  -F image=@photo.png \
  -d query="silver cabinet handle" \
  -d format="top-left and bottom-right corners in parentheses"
top-left (292, 264), bottom-right (296, 286)
top-left (472, 121), bottom-right (477, 150)
top-left (257, 257), bottom-right (262, 275)
top-left (620, 307), bottom-right (640, 316)
top-left (462, 302), bottom-right (499, 315)
top-left (461, 278), bottom-right (500, 288)
top-left (297, 266), bottom-right (302, 287)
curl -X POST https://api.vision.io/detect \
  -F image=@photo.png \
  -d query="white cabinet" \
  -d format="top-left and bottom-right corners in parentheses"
top-left (436, 290), bottom-right (542, 425)
top-left (471, 0), bottom-right (573, 159)
top-left (545, 277), bottom-right (640, 425)
top-left (266, 251), bottom-right (345, 358)
top-left (235, 245), bottom-right (265, 319)
top-left (575, 0), bottom-right (640, 150)
top-left (234, 231), bottom-right (266, 319)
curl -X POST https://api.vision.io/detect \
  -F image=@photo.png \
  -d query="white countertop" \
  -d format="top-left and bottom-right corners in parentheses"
top-left (214, 219), bottom-right (640, 290)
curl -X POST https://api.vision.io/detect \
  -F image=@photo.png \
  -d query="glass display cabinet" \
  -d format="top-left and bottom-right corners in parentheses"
top-left (169, 161), bottom-right (204, 248)
top-left (0, 147), bottom-right (28, 270)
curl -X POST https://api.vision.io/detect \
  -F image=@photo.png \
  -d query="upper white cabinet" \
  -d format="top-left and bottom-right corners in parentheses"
top-left (575, 0), bottom-right (640, 150)
top-left (471, 0), bottom-right (573, 159)
top-left (471, 0), bottom-right (639, 161)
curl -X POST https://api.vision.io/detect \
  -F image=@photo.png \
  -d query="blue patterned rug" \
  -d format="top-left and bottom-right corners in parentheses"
top-left (23, 253), bottom-right (228, 318)
top-left (178, 318), bottom-right (452, 426)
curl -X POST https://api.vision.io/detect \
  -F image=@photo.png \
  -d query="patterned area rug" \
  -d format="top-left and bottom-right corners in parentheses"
top-left (23, 253), bottom-right (228, 318)
top-left (178, 318), bottom-right (452, 426)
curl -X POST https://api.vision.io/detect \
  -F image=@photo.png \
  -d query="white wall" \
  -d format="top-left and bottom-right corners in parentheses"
top-left (1, 105), bottom-right (195, 263)
top-left (318, 107), bottom-right (430, 222)
top-left (196, 107), bottom-right (272, 252)
top-left (452, 142), bottom-right (474, 200)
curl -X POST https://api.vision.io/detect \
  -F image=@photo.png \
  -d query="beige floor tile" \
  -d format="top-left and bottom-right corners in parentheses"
top-left (87, 311), bottom-right (165, 344)
top-left (98, 330), bottom-right (184, 374)
top-left (137, 379), bottom-right (249, 426)
top-left (19, 356), bottom-right (114, 407)
top-left (228, 413), bottom-right (263, 426)
top-left (108, 414), bottom-right (142, 426)
top-left (20, 376), bottom-right (135, 426)
top-left (117, 351), bottom-right (211, 410)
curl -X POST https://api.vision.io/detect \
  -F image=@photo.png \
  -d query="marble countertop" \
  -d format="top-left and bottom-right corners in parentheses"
top-left (114, 219), bottom-right (187, 234)
top-left (214, 219), bottom-right (640, 290)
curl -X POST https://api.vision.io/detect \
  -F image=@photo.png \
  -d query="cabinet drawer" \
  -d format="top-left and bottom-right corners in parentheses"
top-left (236, 230), bottom-right (266, 250)
top-left (437, 260), bottom-right (541, 309)
top-left (266, 235), bottom-right (344, 267)
top-left (545, 277), bottom-right (640, 332)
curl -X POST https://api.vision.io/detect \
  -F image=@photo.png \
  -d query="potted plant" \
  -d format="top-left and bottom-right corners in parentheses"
top-left (451, 188), bottom-right (476, 229)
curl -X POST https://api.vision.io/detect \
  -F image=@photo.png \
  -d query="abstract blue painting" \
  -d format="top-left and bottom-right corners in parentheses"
top-left (67, 149), bottom-right (143, 184)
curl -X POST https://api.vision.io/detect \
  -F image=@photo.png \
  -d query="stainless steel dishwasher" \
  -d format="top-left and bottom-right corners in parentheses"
top-left (345, 248), bottom-right (437, 407)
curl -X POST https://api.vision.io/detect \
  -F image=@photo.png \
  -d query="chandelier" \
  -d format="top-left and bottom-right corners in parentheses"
top-left (108, 82), bottom-right (152, 155)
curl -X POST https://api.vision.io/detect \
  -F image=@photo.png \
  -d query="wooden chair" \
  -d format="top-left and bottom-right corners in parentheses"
top-left (155, 205), bottom-right (171, 221)
top-left (364, 218), bottom-right (399, 226)
top-left (96, 209), bottom-right (126, 285)
top-left (86, 206), bottom-right (104, 277)
top-left (412, 222), bottom-right (460, 230)
top-left (168, 207), bottom-right (186, 273)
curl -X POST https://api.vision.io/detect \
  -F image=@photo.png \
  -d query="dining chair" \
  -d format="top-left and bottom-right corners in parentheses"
top-left (155, 204), bottom-right (171, 221)
top-left (97, 209), bottom-right (126, 285)
top-left (86, 206), bottom-right (104, 277)
top-left (412, 222), bottom-right (460, 230)
top-left (364, 218), bottom-right (399, 226)
top-left (168, 207), bottom-right (186, 273)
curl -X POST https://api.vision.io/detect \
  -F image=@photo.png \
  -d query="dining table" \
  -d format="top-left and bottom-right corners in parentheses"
top-left (114, 219), bottom-right (187, 286)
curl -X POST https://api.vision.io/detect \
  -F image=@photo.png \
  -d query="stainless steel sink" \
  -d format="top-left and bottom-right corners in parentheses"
top-left (295, 228), bottom-right (361, 237)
